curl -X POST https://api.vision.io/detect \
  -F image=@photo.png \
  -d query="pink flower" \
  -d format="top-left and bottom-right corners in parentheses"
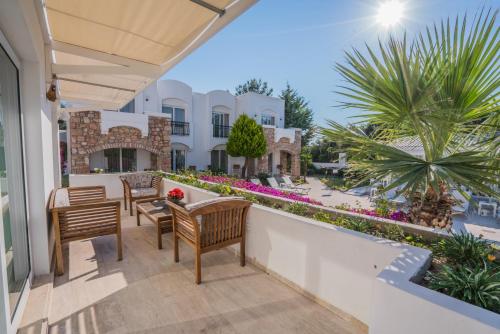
top-left (199, 175), bottom-right (322, 205)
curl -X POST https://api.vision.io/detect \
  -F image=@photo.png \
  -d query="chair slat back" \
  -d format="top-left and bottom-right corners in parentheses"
top-left (68, 186), bottom-right (106, 205)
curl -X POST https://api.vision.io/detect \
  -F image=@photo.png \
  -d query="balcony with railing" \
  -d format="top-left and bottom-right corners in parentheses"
top-left (213, 124), bottom-right (231, 138)
top-left (171, 121), bottom-right (190, 136)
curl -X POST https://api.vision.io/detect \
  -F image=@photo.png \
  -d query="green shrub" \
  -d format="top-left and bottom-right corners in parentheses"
top-left (209, 183), bottom-right (233, 196)
top-left (286, 203), bottom-right (309, 216)
top-left (433, 233), bottom-right (495, 268)
top-left (384, 225), bottom-right (405, 241)
top-left (312, 211), bottom-right (332, 223)
top-left (344, 218), bottom-right (372, 233)
top-left (427, 263), bottom-right (500, 313)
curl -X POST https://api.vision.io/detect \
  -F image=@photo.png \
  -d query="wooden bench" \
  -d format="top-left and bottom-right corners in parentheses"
top-left (49, 186), bottom-right (122, 275)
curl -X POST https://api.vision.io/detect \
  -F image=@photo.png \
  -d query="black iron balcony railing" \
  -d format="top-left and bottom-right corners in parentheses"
top-left (171, 121), bottom-right (190, 136)
top-left (213, 124), bottom-right (231, 138)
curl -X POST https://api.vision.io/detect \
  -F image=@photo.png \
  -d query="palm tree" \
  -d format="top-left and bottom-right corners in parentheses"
top-left (322, 9), bottom-right (499, 229)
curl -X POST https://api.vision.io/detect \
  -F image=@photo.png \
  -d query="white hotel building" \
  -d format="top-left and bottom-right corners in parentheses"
top-left (68, 79), bottom-right (302, 177)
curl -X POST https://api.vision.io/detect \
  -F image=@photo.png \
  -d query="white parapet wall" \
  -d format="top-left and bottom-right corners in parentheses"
top-left (164, 179), bottom-right (500, 334)
top-left (69, 173), bottom-right (125, 198)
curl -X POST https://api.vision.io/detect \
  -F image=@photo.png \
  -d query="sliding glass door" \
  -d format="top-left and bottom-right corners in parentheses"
top-left (0, 44), bottom-right (30, 320)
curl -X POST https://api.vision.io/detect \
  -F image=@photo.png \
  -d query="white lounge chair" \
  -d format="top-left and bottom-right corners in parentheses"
top-left (267, 177), bottom-right (300, 192)
top-left (281, 175), bottom-right (310, 195)
top-left (451, 189), bottom-right (471, 214)
top-left (250, 178), bottom-right (261, 185)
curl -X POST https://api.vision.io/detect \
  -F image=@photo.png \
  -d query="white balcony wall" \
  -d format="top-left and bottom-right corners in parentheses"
top-left (100, 110), bottom-right (149, 136)
top-left (236, 92), bottom-right (285, 128)
top-left (163, 179), bottom-right (500, 334)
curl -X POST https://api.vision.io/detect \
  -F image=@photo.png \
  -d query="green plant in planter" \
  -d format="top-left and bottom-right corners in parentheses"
top-left (433, 233), bottom-right (495, 268)
top-left (427, 262), bottom-right (500, 313)
top-left (384, 225), bottom-right (405, 241)
top-left (344, 218), bottom-right (372, 233)
top-left (312, 211), bottom-right (332, 223)
top-left (210, 183), bottom-right (233, 196)
top-left (286, 202), bottom-right (309, 216)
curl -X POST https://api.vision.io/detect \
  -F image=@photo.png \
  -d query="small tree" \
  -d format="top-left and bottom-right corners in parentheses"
top-left (235, 78), bottom-right (273, 96)
top-left (227, 115), bottom-right (267, 178)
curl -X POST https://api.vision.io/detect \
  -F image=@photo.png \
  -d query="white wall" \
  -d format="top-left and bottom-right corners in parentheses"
top-left (70, 173), bottom-right (125, 199)
top-left (0, 0), bottom-right (57, 278)
top-left (127, 80), bottom-right (289, 172)
top-left (0, 0), bottom-right (59, 332)
top-left (236, 92), bottom-right (285, 128)
top-left (137, 149), bottom-right (151, 171)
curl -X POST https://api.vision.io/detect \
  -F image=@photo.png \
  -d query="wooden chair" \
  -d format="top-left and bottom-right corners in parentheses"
top-left (166, 197), bottom-right (251, 284)
top-left (49, 186), bottom-right (122, 276)
top-left (120, 173), bottom-right (162, 216)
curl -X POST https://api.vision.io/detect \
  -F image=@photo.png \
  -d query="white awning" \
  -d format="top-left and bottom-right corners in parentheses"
top-left (42, 0), bottom-right (256, 109)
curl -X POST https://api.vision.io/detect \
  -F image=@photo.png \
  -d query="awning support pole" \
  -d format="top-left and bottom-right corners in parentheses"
top-left (190, 0), bottom-right (225, 16)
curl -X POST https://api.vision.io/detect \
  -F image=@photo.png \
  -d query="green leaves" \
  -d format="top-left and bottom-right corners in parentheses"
top-left (235, 78), bottom-right (273, 96)
top-left (433, 233), bottom-right (495, 268)
top-left (324, 8), bottom-right (499, 198)
top-left (279, 83), bottom-right (315, 146)
top-left (428, 263), bottom-right (500, 313)
top-left (227, 114), bottom-right (267, 159)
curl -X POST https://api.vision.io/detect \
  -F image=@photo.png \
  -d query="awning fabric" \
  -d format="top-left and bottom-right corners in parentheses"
top-left (43, 0), bottom-right (256, 110)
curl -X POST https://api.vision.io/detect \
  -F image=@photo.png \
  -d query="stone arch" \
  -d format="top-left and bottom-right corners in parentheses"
top-left (86, 143), bottom-right (161, 156)
top-left (70, 111), bottom-right (171, 174)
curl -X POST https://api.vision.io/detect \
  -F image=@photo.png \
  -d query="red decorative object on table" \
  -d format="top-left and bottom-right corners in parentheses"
top-left (167, 188), bottom-right (184, 203)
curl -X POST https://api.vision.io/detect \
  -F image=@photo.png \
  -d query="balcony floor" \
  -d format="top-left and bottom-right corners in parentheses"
top-left (21, 206), bottom-right (365, 334)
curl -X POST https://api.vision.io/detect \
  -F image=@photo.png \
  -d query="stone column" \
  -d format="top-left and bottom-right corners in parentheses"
top-left (257, 155), bottom-right (268, 174)
top-left (291, 154), bottom-right (300, 178)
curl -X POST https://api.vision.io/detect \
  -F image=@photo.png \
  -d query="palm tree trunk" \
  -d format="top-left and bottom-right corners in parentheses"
top-left (409, 184), bottom-right (453, 230)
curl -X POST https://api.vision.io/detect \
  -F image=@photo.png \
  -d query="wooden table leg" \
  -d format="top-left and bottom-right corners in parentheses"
top-left (136, 211), bottom-right (141, 226)
top-left (157, 222), bottom-right (163, 249)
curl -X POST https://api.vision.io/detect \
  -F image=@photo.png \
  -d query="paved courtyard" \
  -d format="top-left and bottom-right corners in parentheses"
top-left (305, 177), bottom-right (372, 209)
top-left (305, 177), bottom-right (500, 244)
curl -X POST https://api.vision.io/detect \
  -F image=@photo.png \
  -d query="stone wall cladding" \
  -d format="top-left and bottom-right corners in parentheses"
top-left (70, 111), bottom-right (171, 174)
top-left (259, 127), bottom-right (302, 177)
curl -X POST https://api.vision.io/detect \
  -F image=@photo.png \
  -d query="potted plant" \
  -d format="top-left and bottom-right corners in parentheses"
top-left (167, 188), bottom-right (184, 204)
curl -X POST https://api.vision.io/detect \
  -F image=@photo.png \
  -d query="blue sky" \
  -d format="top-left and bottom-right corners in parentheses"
top-left (164, 0), bottom-right (499, 126)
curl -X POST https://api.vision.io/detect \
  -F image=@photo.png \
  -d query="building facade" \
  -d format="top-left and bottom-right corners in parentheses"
top-left (68, 79), bottom-right (302, 177)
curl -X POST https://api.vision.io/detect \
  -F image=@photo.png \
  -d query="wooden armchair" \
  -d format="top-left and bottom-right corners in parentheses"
top-left (120, 173), bottom-right (162, 216)
top-left (166, 197), bottom-right (251, 284)
top-left (49, 186), bottom-right (122, 276)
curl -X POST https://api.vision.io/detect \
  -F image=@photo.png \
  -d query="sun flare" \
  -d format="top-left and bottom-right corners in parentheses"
top-left (376, 0), bottom-right (404, 27)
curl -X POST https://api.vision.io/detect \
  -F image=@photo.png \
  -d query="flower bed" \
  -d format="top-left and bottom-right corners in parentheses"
top-left (335, 204), bottom-right (408, 222)
top-left (198, 175), bottom-right (323, 205)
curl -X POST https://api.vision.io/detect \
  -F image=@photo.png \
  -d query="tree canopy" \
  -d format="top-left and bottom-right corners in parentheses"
top-left (322, 9), bottom-right (499, 226)
top-left (235, 78), bottom-right (273, 96)
top-left (227, 114), bottom-right (267, 177)
top-left (279, 84), bottom-right (315, 146)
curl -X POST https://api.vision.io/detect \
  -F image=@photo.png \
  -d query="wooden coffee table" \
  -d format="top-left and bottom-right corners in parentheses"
top-left (136, 197), bottom-right (178, 249)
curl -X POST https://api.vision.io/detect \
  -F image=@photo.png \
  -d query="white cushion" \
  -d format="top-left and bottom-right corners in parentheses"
top-left (130, 187), bottom-right (157, 197)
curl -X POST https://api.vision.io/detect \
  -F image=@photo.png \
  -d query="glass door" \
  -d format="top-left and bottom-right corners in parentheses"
top-left (0, 44), bottom-right (30, 320)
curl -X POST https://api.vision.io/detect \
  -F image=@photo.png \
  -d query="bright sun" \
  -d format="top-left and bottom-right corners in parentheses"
top-left (376, 0), bottom-right (404, 27)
